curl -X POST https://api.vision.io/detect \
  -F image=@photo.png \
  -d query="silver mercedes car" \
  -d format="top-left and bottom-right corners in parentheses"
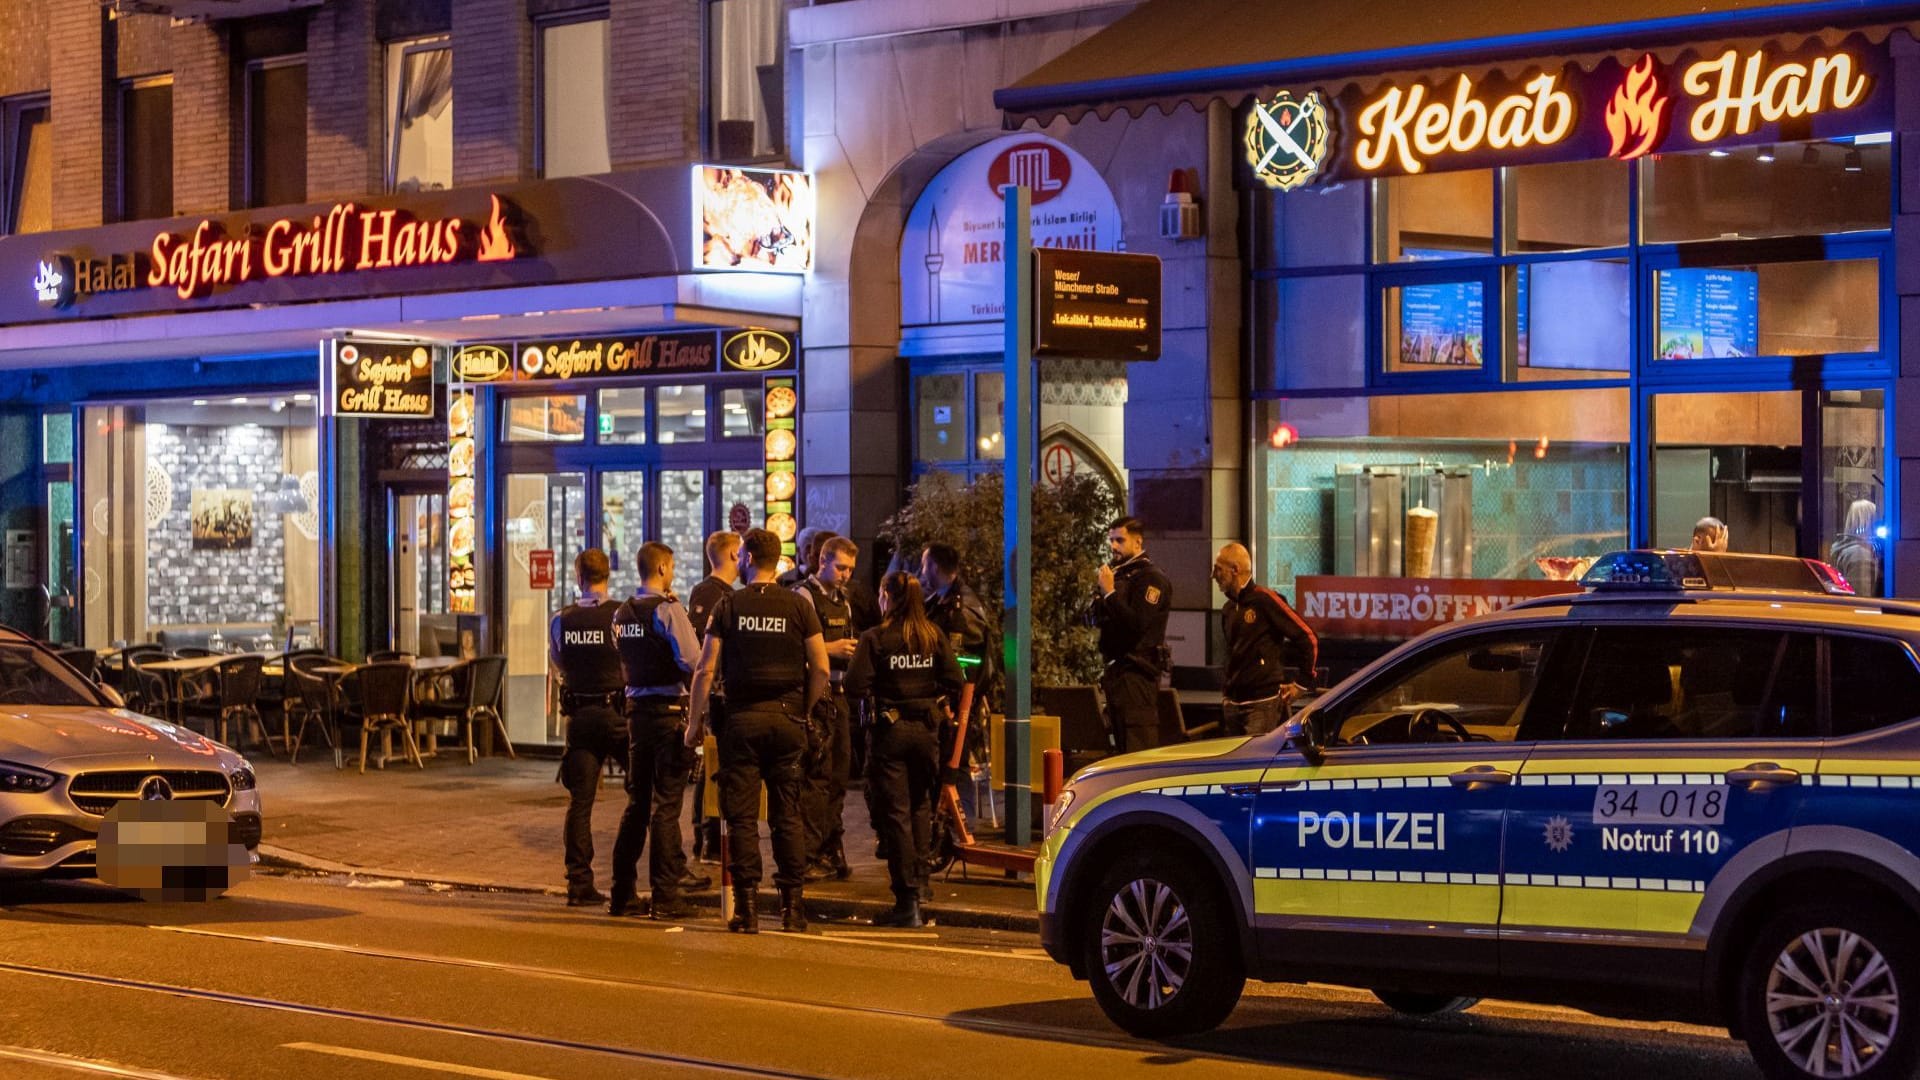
top-left (0, 628), bottom-right (261, 879)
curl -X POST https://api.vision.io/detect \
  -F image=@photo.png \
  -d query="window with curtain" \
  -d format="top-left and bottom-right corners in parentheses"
top-left (120, 78), bottom-right (173, 222)
top-left (706, 0), bottom-right (783, 162)
top-left (540, 19), bottom-right (609, 178)
top-left (387, 39), bottom-right (452, 192)
top-left (7, 98), bottom-right (50, 234)
top-left (247, 58), bottom-right (306, 207)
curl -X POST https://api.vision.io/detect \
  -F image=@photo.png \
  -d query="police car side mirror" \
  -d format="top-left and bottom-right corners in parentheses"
top-left (1282, 718), bottom-right (1324, 765)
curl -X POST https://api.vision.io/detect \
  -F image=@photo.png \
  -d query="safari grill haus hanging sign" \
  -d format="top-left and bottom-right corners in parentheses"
top-left (1243, 34), bottom-right (1890, 187)
top-left (30, 192), bottom-right (526, 310)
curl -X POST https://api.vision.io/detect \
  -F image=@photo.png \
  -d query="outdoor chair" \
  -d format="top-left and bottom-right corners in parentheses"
top-left (57, 648), bottom-right (98, 683)
top-left (123, 649), bottom-right (171, 717)
top-left (1155, 688), bottom-right (1191, 745)
top-left (181, 656), bottom-right (268, 751)
top-left (287, 654), bottom-right (345, 765)
top-left (411, 655), bottom-right (512, 764)
top-left (1167, 687), bottom-right (1220, 741)
top-left (1039, 685), bottom-right (1113, 776)
top-left (343, 661), bottom-right (423, 773)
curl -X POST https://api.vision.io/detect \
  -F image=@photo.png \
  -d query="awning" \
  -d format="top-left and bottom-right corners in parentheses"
top-left (996, 0), bottom-right (1920, 124)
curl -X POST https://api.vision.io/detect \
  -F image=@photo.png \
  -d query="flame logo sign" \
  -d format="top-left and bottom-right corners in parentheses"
top-left (476, 194), bottom-right (518, 262)
top-left (1605, 56), bottom-right (1672, 160)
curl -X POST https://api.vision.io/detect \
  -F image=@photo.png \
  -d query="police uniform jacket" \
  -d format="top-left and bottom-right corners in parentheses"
top-left (612, 587), bottom-right (700, 699)
top-left (549, 590), bottom-right (624, 697)
top-left (795, 577), bottom-right (856, 683)
top-left (924, 578), bottom-right (990, 688)
top-left (708, 582), bottom-right (822, 712)
top-left (845, 624), bottom-right (963, 715)
top-left (1222, 579), bottom-right (1318, 701)
top-left (1094, 555), bottom-right (1172, 674)
top-left (687, 574), bottom-right (735, 641)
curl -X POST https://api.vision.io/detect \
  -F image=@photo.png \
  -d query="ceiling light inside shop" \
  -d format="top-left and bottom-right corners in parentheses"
top-left (1845, 148), bottom-right (1863, 172)
top-left (1755, 144), bottom-right (1775, 162)
top-left (1708, 148), bottom-right (1729, 158)
top-left (293, 393), bottom-right (312, 403)
top-left (192, 399), bottom-right (208, 406)
top-left (230, 397), bottom-right (248, 405)
top-left (690, 409), bottom-right (706, 418)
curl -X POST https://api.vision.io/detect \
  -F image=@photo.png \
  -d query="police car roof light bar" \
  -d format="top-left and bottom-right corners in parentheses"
top-left (1580, 549), bottom-right (1855, 596)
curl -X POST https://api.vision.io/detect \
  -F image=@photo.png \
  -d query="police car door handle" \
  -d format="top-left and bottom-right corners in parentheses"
top-left (1726, 763), bottom-right (1801, 787)
top-left (1448, 766), bottom-right (1514, 788)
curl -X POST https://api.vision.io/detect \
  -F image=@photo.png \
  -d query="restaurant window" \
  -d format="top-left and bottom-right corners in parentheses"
top-left (1641, 136), bottom-right (1891, 244)
top-left (387, 38), bottom-right (452, 192)
top-left (597, 387), bottom-right (647, 445)
top-left (915, 371), bottom-right (968, 465)
top-left (1503, 158), bottom-right (1628, 252)
top-left (657, 385), bottom-right (708, 443)
top-left (502, 394), bottom-right (587, 443)
top-left (119, 78), bottom-right (173, 222)
top-left (1652, 258), bottom-right (1879, 360)
top-left (1651, 390), bottom-right (1802, 555)
top-left (80, 398), bottom-right (320, 652)
top-left (247, 56), bottom-right (307, 207)
top-left (1253, 388), bottom-right (1630, 604)
top-left (1250, 181), bottom-right (1366, 269)
top-left (539, 18), bottom-right (609, 178)
top-left (1374, 168), bottom-right (1493, 261)
top-left (1820, 389), bottom-right (1886, 598)
top-left (6, 96), bottom-right (49, 234)
top-left (1252, 275), bottom-right (1366, 390)
top-left (718, 386), bottom-right (764, 439)
top-left (706, 0), bottom-right (783, 162)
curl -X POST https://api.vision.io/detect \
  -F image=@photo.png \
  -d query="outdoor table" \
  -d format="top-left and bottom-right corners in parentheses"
top-left (407, 656), bottom-right (463, 757)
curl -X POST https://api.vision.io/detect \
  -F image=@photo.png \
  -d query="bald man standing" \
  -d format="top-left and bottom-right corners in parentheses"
top-left (1210, 543), bottom-right (1318, 737)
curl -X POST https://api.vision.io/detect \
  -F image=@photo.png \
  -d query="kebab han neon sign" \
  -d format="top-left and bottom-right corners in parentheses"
top-left (147, 193), bottom-right (521, 300)
top-left (1354, 72), bottom-right (1576, 174)
top-left (1682, 48), bottom-right (1871, 142)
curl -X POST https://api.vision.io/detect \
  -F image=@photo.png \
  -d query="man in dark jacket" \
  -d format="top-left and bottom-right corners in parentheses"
top-left (1211, 542), bottom-right (1317, 736)
top-left (1091, 517), bottom-right (1171, 753)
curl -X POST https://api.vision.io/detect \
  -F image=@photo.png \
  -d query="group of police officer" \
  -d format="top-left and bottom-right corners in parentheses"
top-left (549, 523), bottom-right (992, 931)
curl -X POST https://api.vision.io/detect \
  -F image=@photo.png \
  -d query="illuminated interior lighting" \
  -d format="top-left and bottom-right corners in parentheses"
top-left (1707, 148), bottom-right (1730, 158)
top-left (230, 397), bottom-right (248, 405)
top-left (192, 399), bottom-right (208, 406)
top-left (293, 393), bottom-right (313, 402)
top-left (1755, 144), bottom-right (1775, 162)
top-left (1852, 132), bottom-right (1893, 145)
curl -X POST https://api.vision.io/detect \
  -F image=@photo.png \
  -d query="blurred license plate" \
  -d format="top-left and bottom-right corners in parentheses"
top-left (97, 801), bottom-right (248, 898)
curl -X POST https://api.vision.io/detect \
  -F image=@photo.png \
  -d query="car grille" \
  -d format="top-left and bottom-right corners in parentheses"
top-left (0, 817), bottom-right (93, 857)
top-left (67, 770), bottom-right (232, 816)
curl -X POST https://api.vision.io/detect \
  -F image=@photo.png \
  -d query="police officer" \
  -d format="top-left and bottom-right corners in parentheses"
top-left (686, 530), bottom-right (742, 863)
top-left (846, 571), bottom-right (962, 928)
top-left (550, 549), bottom-right (627, 906)
top-left (685, 528), bottom-right (829, 934)
top-left (1211, 542), bottom-right (1318, 736)
top-left (777, 528), bottom-right (829, 588)
top-left (796, 536), bottom-right (861, 881)
top-left (608, 541), bottom-right (707, 920)
top-left (1092, 517), bottom-right (1172, 753)
top-left (919, 542), bottom-right (989, 846)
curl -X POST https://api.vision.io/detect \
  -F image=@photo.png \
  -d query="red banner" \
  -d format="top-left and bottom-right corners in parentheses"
top-left (1296, 575), bottom-right (1581, 640)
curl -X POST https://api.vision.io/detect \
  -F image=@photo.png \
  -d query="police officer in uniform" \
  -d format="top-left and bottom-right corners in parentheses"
top-left (846, 571), bottom-right (963, 927)
top-left (686, 530), bottom-right (742, 863)
top-left (685, 528), bottom-right (829, 934)
top-left (796, 536), bottom-right (861, 881)
top-left (550, 549), bottom-right (628, 906)
top-left (608, 541), bottom-right (706, 919)
top-left (919, 543), bottom-right (989, 846)
top-left (1092, 517), bottom-right (1172, 753)
top-left (1211, 542), bottom-right (1318, 736)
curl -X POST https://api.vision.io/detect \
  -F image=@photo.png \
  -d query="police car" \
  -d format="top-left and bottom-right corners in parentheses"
top-left (1038, 550), bottom-right (1918, 1080)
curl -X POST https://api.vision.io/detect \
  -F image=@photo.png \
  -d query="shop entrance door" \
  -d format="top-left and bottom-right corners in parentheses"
top-left (502, 471), bottom-right (587, 744)
top-left (387, 486), bottom-right (449, 657)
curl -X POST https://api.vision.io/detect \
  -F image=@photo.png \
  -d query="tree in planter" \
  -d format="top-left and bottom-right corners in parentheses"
top-left (877, 469), bottom-right (1119, 691)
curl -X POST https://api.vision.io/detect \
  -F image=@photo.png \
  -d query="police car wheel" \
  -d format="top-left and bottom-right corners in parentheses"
top-left (1371, 990), bottom-right (1480, 1016)
top-left (1738, 905), bottom-right (1918, 1080)
top-left (1082, 852), bottom-right (1243, 1038)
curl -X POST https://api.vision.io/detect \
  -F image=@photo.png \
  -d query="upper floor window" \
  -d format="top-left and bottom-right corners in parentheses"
top-left (5, 97), bottom-right (49, 234)
top-left (247, 56), bottom-right (306, 207)
top-left (539, 17), bottom-right (609, 178)
top-left (706, 0), bottom-right (783, 162)
top-left (387, 37), bottom-right (452, 192)
top-left (120, 77), bottom-right (173, 221)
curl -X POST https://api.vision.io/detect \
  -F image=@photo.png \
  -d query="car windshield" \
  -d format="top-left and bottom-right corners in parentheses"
top-left (0, 641), bottom-right (103, 706)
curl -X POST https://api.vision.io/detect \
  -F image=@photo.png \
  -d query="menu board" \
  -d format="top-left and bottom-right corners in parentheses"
top-left (762, 376), bottom-right (799, 560)
top-left (1515, 261), bottom-right (1631, 371)
top-left (1657, 269), bottom-right (1759, 359)
top-left (447, 386), bottom-right (478, 613)
top-left (1397, 280), bottom-right (1484, 367)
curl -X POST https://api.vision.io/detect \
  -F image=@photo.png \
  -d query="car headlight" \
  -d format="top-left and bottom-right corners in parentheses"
top-left (1044, 789), bottom-right (1077, 839)
top-left (0, 760), bottom-right (59, 794)
top-left (229, 766), bottom-right (257, 792)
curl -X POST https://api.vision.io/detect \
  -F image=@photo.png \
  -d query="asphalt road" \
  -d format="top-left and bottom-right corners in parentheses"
top-left (0, 871), bottom-right (1761, 1080)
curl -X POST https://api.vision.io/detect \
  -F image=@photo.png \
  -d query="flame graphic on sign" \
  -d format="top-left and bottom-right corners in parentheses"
top-left (1605, 56), bottom-right (1671, 160)
top-left (476, 195), bottom-right (517, 262)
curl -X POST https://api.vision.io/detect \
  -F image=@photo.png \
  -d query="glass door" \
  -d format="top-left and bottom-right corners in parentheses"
top-left (1818, 389), bottom-right (1886, 596)
top-left (502, 471), bottom-right (586, 744)
top-left (388, 488), bottom-right (448, 656)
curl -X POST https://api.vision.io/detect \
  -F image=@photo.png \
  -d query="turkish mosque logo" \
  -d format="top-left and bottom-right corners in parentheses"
top-left (1246, 90), bottom-right (1330, 191)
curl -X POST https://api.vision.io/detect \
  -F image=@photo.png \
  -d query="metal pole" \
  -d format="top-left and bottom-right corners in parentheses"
top-left (1003, 184), bottom-right (1033, 847)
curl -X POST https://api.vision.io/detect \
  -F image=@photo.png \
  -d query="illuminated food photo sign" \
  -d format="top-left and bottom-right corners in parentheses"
top-left (694, 166), bottom-right (814, 273)
top-left (763, 375), bottom-right (799, 559)
top-left (448, 385), bottom-right (479, 613)
top-left (1244, 36), bottom-right (1888, 182)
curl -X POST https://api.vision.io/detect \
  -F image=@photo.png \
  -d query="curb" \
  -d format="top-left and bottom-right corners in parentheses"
top-left (256, 846), bottom-right (1042, 934)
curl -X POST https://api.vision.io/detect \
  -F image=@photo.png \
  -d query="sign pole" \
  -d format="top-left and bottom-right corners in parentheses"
top-left (1003, 184), bottom-right (1034, 847)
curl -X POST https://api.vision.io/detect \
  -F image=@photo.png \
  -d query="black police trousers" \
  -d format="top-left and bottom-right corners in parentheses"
top-left (802, 687), bottom-right (851, 863)
top-left (609, 698), bottom-right (694, 899)
top-left (559, 703), bottom-right (627, 890)
top-left (1101, 666), bottom-right (1160, 753)
top-left (868, 712), bottom-right (938, 902)
top-left (717, 706), bottom-right (808, 890)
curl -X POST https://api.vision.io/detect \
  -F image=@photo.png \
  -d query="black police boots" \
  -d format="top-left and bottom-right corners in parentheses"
top-left (727, 888), bottom-right (758, 934)
top-left (567, 885), bottom-right (607, 907)
top-left (779, 886), bottom-right (808, 933)
top-left (607, 883), bottom-right (646, 918)
top-left (872, 897), bottom-right (923, 929)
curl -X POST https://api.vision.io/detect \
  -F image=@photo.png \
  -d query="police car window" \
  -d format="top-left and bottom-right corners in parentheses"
top-left (1828, 635), bottom-right (1920, 737)
top-left (1329, 631), bottom-right (1553, 747)
top-left (1558, 627), bottom-right (1817, 742)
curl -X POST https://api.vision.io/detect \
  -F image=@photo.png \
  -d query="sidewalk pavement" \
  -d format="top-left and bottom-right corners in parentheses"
top-left (253, 753), bottom-right (1042, 933)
